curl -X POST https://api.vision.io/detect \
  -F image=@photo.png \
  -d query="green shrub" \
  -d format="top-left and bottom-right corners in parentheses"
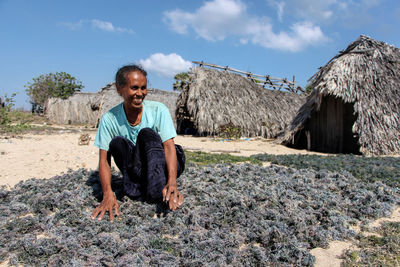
top-left (218, 123), bottom-right (241, 140)
top-left (25, 72), bottom-right (83, 107)
top-left (0, 93), bottom-right (32, 134)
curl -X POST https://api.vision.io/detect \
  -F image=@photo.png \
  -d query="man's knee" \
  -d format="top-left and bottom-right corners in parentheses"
top-left (137, 128), bottom-right (162, 143)
top-left (109, 136), bottom-right (135, 164)
top-left (109, 136), bottom-right (128, 152)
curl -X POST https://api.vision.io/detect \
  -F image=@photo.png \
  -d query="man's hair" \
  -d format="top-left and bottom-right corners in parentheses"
top-left (115, 64), bottom-right (147, 88)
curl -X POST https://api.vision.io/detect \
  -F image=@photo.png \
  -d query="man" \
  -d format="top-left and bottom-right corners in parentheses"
top-left (91, 65), bottom-right (185, 221)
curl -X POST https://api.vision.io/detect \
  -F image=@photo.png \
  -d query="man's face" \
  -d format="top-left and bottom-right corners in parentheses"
top-left (117, 71), bottom-right (148, 110)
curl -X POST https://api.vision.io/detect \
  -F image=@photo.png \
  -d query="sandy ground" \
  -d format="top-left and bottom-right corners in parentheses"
top-left (0, 131), bottom-right (325, 187)
top-left (0, 130), bottom-right (398, 267)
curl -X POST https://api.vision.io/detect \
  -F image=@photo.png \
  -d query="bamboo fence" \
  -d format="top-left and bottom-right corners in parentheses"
top-left (192, 61), bottom-right (303, 93)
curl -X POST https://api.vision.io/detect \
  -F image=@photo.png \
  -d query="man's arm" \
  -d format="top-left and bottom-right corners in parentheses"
top-left (91, 149), bottom-right (120, 221)
top-left (162, 138), bottom-right (184, 210)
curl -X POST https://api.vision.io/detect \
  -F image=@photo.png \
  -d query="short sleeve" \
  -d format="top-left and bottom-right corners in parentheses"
top-left (94, 114), bottom-right (114, 151)
top-left (156, 104), bottom-right (177, 143)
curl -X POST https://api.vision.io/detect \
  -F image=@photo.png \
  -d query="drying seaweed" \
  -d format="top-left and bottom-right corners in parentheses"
top-left (251, 154), bottom-right (400, 187)
top-left (1, 161), bottom-right (399, 266)
top-left (185, 151), bottom-right (261, 166)
top-left (341, 222), bottom-right (400, 266)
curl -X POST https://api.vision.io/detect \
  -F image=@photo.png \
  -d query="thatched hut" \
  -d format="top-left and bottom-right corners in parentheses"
top-left (281, 35), bottom-right (400, 155)
top-left (46, 92), bottom-right (101, 125)
top-left (175, 67), bottom-right (306, 138)
top-left (97, 83), bottom-right (179, 120)
top-left (46, 84), bottom-right (179, 126)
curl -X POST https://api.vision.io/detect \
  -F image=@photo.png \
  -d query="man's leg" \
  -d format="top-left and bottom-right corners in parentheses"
top-left (108, 136), bottom-right (142, 199)
top-left (175, 144), bottom-right (186, 177)
top-left (135, 128), bottom-right (185, 202)
top-left (135, 128), bottom-right (167, 202)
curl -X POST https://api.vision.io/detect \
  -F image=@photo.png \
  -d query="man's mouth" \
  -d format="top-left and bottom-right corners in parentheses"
top-left (132, 97), bottom-right (143, 105)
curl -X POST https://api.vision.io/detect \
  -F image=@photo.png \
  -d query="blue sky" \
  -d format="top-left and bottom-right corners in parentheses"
top-left (1, 0), bottom-right (399, 109)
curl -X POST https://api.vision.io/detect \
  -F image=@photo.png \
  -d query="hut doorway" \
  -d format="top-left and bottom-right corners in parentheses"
top-left (176, 104), bottom-right (198, 135)
top-left (176, 116), bottom-right (198, 135)
top-left (291, 96), bottom-right (360, 154)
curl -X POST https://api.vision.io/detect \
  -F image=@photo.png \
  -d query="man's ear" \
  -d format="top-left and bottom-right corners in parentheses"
top-left (116, 85), bottom-right (122, 96)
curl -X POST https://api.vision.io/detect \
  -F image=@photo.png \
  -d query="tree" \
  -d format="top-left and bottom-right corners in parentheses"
top-left (173, 72), bottom-right (190, 91)
top-left (0, 93), bottom-right (16, 125)
top-left (25, 72), bottom-right (84, 107)
top-left (305, 83), bottom-right (313, 95)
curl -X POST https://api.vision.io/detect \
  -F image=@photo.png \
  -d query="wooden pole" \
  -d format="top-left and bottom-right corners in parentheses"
top-left (192, 61), bottom-right (297, 92)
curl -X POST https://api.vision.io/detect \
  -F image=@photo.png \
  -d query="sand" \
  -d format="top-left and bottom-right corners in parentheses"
top-left (0, 131), bottom-right (324, 187)
top-left (0, 131), bottom-right (99, 187)
top-left (0, 131), bottom-right (398, 267)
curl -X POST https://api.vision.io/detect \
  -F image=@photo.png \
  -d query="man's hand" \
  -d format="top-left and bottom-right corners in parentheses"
top-left (91, 193), bottom-right (120, 221)
top-left (162, 183), bottom-right (184, 210)
top-left (162, 139), bottom-right (183, 210)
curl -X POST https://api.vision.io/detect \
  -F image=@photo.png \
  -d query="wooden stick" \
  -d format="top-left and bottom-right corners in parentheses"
top-left (192, 61), bottom-right (296, 85)
top-left (192, 61), bottom-right (302, 93)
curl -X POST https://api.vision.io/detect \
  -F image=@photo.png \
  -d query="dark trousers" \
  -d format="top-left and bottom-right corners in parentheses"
top-left (108, 128), bottom-right (185, 202)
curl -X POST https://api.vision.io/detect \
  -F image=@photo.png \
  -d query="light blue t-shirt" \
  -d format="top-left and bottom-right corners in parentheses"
top-left (94, 100), bottom-right (177, 151)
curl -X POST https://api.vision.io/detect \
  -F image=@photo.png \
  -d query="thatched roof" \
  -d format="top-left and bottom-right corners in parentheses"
top-left (46, 92), bottom-right (101, 125)
top-left (99, 83), bottom-right (179, 124)
top-left (281, 35), bottom-right (400, 155)
top-left (46, 84), bottom-right (179, 126)
top-left (98, 83), bottom-right (123, 118)
top-left (176, 67), bottom-right (306, 138)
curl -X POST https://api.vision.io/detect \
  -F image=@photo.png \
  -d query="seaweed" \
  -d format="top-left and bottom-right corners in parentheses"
top-left (342, 222), bottom-right (400, 266)
top-left (185, 151), bottom-right (261, 166)
top-left (251, 154), bottom-right (400, 187)
top-left (0, 162), bottom-right (399, 266)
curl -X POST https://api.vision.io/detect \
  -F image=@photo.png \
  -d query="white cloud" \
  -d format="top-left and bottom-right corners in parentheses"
top-left (163, 10), bottom-right (193, 35)
top-left (61, 19), bottom-right (134, 34)
top-left (164, 0), bottom-right (249, 41)
top-left (139, 53), bottom-right (193, 77)
top-left (276, 1), bottom-right (285, 22)
top-left (91, 19), bottom-right (115, 32)
top-left (361, 0), bottom-right (380, 8)
top-left (268, 0), bottom-right (285, 22)
top-left (250, 21), bottom-right (327, 52)
top-left (164, 0), bottom-right (327, 52)
top-left (286, 0), bottom-right (337, 21)
top-left (274, 0), bottom-right (382, 24)
top-left (91, 19), bottom-right (134, 34)
top-left (61, 20), bottom-right (84, 30)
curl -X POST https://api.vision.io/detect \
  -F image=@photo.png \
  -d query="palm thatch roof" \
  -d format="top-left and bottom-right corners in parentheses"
top-left (176, 67), bottom-right (306, 138)
top-left (98, 83), bottom-right (179, 125)
top-left (46, 84), bottom-right (179, 126)
top-left (46, 92), bottom-right (101, 125)
top-left (281, 35), bottom-right (400, 155)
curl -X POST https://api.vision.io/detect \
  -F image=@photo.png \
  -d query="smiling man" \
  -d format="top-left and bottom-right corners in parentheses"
top-left (92, 64), bottom-right (185, 221)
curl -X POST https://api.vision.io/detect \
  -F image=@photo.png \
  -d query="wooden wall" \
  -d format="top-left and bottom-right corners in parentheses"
top-left (292, 96), bottom-right (360, 154)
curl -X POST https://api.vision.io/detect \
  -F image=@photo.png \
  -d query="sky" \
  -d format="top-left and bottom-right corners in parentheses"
top-left (1, 0), bottom-right (399, 109)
